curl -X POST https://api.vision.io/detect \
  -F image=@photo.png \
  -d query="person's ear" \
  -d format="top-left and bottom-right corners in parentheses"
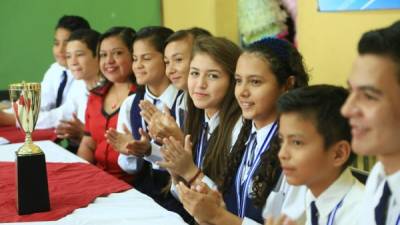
top-left (284, 76), bottom-right (296, 92)
top-left (330, 140), bottom-right (351, 168)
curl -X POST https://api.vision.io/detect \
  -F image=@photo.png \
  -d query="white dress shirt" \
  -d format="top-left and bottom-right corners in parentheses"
top-left (357, 161), bottom-right (400, 225)
top-left (243, 168), bottom-right (365, 225)
top-left (242, 177), bottom-right (307, 225)
top-left (40, 62), bottom-right (75, 111)
top-left (303, 168), bottom-right (365, 225)
top-left (36, 79), bottom-right (87, 129)
top-left (117, 84), bottom-right (179, 174)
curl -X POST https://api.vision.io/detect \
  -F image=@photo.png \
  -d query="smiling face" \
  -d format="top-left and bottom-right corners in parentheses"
top-left (234, 53), bottom-right (286, 128)
top-left (99, 36), bottom-right (133, 83)
top-left (278, 112), bottom-right (337, 190)
top-left (341, 54), bottom-right (400, 159)
top-left (66, 40), bottom-right (99, 81)
top-left (164, 37), bottom-right (193, 90)
top-left (132, 38), bottom-right (167, 86)
top-left (188, 53), bottom-right (230, 117)
top-left (53, 28), bottom-right (71, 67)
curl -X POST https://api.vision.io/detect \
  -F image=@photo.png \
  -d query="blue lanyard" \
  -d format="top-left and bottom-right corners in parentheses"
top-left (325, 198), bottom-right (344, 225)
top-left (396, 214), bottom-right (400, 225)
top-left (235, 122), bottom-right (278, 217)
top-left (195, 123), bottom-right (208, 168)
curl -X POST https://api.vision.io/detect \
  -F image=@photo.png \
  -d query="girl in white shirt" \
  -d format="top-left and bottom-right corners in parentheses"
top-left (176, 37), bottom-right (309, 225)
top-left (158, 36), bottom-right (243, 193)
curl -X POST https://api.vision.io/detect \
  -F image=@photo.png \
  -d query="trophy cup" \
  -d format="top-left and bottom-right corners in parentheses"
top-left (9, 82), bottom-right (50, 215)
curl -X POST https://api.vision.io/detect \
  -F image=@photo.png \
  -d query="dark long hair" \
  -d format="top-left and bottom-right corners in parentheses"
top-left (221, 38), bottom-right (309, 208)
top-left (184, 36), bottom-right (242, 185)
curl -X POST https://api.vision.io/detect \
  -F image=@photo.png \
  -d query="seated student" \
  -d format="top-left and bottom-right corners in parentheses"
top-left (341, 21), bottom-right (400, 225)
top-left (265, 85), bottom-right (364, 225)
top-left (105, 26), bottom-right (176, 182)
top-left (158, 35), bottom-right (243, 191)
top-left (176, 37), bottom-right (309, 224)
top-left (139, 27), bottom-right (212, 143)
top-left (0, 15), bottom-right (91, 127)
top-left (35, 29), bottom-right (103, 149)
top-left (77, 27), bottom-right (136, 183)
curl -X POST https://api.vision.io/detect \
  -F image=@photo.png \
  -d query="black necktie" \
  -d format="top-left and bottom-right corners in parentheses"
top-left (152, 98), bottom-right (158, 105)
top-left (310, 201), bottom-right (319, 225)
top-left (375, 182), bottom-right (392, 225)
top-left (55, 70), bottom-right (68, 107)
top-left (198, 122), bottom-right (209, 167)
top-left (178, 108), bottom-right (185, 129)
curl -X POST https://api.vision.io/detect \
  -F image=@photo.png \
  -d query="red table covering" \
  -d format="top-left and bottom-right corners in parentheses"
top-left (0, 162), bottom-right (132, 222)
top-left (0, 126), bottom-right (57, 143)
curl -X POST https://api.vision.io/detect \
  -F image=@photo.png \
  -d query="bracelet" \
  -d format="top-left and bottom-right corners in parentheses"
top-left (187, 168), bottom-right (202, 186)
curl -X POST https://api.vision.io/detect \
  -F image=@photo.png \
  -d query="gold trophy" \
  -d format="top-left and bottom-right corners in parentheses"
top-left (9, 82), bottom-right (50, 215)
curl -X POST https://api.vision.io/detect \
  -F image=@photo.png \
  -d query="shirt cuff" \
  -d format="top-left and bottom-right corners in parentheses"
top-left (241, 217), bottom-right (261, 225)
top-left (117, 154), bottom-right (144, 174)
top-left (143, 142), bottom-right (163, 169)
top-left (201, 175), bottom-right (218, 190)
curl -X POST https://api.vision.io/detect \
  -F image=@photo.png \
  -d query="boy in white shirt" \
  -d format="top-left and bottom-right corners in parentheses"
top-left (0, 15), bottom-right (90, 127)
top-left (341, 21), bottom-right (400, 225)
top-left (271, 85), bottom-right (365, 225)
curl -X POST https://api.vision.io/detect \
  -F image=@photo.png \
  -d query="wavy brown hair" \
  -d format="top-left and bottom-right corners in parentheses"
top-left (184, 36), bottom-right (242, 186)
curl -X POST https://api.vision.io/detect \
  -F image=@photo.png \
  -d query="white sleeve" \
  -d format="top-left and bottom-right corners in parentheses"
top-left (36, 98), bottom-right (74, 129)
top-left (117, 154), bottom-right (144, 174)
top-left (116, 94), bottom-right (144, 174)
top-left (143, 142), bottom-right (163, 168)
top-left (170, 179), bottom-right (180, 200)
top-left (262, 176), bottom-right (307, 221)
top-left (241, 217), bottom-right (261, 225)
top-left (117, 95), bottom-right (135, 133)
top-left (35, 81), bottom-right (86, 129)
top-left (40, 63), bottom-right (58, 111)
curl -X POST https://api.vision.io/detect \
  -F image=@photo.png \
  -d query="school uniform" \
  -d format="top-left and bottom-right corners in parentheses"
top-left (117, 84), bottom-right (179, 172)
top-left (116, 85), bottom-right (196, 223)
top-left (357, 162), bottom-right (400, 225)
top-left (170, 90), bottom-right (187, 129)
top-left (36, 79), bottom-right (87, 129)
top-left (40, 62), bottom-right (75, 111)
top-left (242, 177), bottom-right (307, 225)
top-left (169, 113), bottom-right (243, 198)
top-left (224, 121), bottom-right (279, 223)
top-left (303, 168), bottom-right (365, 225)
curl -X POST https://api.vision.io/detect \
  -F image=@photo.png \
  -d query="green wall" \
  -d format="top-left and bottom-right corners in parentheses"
top-left (0, 0), bottom-right (161, 89)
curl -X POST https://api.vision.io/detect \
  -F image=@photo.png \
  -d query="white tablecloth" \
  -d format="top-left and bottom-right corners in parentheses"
top-left (0, 141), bottom-right (187, 225)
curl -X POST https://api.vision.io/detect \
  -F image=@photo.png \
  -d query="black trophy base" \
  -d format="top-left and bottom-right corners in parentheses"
top-left (16, 152), bottom-right (50, 215)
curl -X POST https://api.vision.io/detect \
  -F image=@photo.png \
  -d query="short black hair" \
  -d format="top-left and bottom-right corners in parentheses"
top-left (98, 26), bottom-right (136, 53)
top-left (134, 26), bottom-right (174, 53)
top-left (277, 85), bottom-right (355, 166)
top-left (55, 15), bottom-right (90, 32)
top-left (68, 29), bottom-right (100, 56)
top-left (358, 20), bottom-right (400, 82)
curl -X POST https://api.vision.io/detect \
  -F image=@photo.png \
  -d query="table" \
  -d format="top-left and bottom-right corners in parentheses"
top-left (0, 141), bottom-right (187, 225)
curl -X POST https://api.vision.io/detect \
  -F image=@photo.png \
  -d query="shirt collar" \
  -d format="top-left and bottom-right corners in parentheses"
top-left (306, 168), bottom-right (355, 217)
top-left (204, 111), bottom-right (220, 134)
top-left (145, 84), bottom-right (179, 108)
top-left (376, 162), bottom-right (400, 206)
top-left (246, 121), bottom-right (274, 146)
top-left (178, 91), bottom-right (188, 111)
